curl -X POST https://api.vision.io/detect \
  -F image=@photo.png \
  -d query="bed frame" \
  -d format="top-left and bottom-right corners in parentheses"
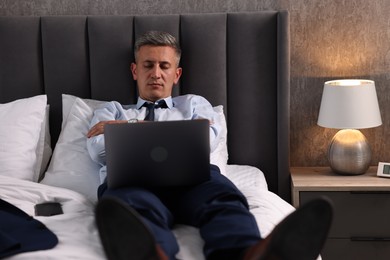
top-left (0, 12), bottom-right (291, 201)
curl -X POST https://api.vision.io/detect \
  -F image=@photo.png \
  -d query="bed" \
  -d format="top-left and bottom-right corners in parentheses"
top-left (0, 11), bottom-right (294, 259)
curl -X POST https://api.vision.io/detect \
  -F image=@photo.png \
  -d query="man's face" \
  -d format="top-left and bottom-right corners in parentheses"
top-left (131, 45), bottom-right (182, 102)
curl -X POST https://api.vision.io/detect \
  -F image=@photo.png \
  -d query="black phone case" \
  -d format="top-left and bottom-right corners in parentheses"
top-left (35, 202), bottom-right (63, 216)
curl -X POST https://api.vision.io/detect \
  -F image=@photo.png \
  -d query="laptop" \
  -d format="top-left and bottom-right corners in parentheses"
top-left (104, 120), bottom-right (210, 189)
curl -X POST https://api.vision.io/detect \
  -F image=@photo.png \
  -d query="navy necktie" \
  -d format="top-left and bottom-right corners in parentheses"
top-left (143, 100), bottom-right (168, 121)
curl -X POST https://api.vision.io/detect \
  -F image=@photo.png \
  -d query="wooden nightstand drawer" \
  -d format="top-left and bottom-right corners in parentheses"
top-left (291, 167), bottom-right (390, 260)
top-left (301, 191), bottom-right (390, 238)
top-left (322, 239), bottom-right (390, 260)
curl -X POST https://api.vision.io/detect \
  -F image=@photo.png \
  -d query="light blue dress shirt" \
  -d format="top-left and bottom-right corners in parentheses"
top-left (87, 94), bottom-right (222, 183)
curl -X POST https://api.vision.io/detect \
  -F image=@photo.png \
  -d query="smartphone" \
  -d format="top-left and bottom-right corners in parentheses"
top-left (35, 202), bottom-right (63, 216)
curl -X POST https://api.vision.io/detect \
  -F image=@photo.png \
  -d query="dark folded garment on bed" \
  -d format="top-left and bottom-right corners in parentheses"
top-left (0, 198), bottom-right (58, 258)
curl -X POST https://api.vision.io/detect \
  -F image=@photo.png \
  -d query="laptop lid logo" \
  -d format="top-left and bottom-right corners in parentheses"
top-left (150, 146), bottom-right (168, 162)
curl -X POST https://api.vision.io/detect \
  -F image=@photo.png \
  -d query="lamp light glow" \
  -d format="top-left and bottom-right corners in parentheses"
top-left (328, 79), bottom-right (369, 86)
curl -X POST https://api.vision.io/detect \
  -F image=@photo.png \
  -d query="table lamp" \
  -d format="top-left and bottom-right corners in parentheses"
top-left (317, 79), bottom-right (382, 175)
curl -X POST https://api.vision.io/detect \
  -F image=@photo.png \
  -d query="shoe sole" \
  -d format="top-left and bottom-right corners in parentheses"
top-left (266, 198), bottom-right (333, 260)
top-left (95, 197), bottom-right (159, 260)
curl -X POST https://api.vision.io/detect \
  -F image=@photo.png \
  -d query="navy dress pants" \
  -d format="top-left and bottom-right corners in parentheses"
top-left (98, 165), bottom-right (261, 259)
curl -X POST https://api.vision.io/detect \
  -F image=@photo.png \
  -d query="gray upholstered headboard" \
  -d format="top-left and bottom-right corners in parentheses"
top-left (0, 11), bottom-right (291, 201)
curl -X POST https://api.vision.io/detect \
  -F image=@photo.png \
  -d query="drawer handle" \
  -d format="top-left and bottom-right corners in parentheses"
top-left (350, 191), bottom-right (390, 195)
top-left (351, 237), bottom-right (390, 242)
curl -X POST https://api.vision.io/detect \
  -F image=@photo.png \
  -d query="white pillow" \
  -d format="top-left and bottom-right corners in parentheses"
top-left (41, 95), bottom-right (103, 201)
top-left (35, 105), bottom-right (52, 181)
top-left (210, 105), bottom-right (228, 175)
top-left (0, 95), bottom-right (47, 181)
top-left (41, 94), bottom-right (229, 201)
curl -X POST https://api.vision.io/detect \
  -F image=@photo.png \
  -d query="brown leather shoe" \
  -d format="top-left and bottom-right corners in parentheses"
top-left (95, 197), bottom-right (168, 260)
top-left (242, 198), bottom-right (333, 260)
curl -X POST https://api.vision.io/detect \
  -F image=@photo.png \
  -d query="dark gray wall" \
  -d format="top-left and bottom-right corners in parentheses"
top-left (1, 0), bottom-right (389, 167)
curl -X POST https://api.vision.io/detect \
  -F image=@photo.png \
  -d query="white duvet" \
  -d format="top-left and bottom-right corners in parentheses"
top-left (1, 165), bottom-right (295, 260)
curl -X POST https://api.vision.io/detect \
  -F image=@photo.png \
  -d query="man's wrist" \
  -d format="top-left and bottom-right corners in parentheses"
top-left (127, 118), bottom-right (138, 123)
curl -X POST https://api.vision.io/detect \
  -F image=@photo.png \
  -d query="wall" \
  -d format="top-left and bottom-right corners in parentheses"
top-left (1, 0), bottom-right (390, 167)
top-left (288, 1), bottom-right (390, 167)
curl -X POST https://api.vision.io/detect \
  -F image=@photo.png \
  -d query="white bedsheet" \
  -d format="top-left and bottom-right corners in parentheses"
top-left (1, 165), bottom-right (295, 260)
top-left (0, 175), bottom-right (104, 259)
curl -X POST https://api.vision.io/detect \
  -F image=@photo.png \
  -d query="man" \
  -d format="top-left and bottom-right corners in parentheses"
top-left (87, 31), bottom-right (332, 260)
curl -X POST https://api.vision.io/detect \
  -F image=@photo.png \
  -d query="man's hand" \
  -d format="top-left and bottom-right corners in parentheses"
top-left (87, 120), bottom-right (128, 138)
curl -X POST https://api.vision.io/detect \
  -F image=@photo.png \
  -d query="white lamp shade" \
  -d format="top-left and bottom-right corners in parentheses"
top-left (318, 79), bottom-right (382, 129)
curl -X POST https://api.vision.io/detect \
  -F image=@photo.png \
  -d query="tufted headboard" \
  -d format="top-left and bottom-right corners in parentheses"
top-left (0, 11), bottom-right (291, 201)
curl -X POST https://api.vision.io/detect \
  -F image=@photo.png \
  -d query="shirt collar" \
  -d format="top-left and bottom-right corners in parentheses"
top-left (136, 96), bottom-right (173, 109)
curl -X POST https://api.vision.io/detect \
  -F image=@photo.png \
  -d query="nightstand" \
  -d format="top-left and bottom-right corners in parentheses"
top-left (291, 167), bottom-right (390, 260)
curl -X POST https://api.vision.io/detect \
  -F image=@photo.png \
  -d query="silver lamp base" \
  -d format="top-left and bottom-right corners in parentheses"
top-left (328, 129), bottom-right (371, 175)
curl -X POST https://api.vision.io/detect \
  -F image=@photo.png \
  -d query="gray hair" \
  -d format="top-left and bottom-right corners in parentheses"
top-left (134, 31), bottom-right (181, 66)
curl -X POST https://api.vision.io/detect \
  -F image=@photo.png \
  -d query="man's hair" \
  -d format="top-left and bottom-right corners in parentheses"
top-left (134, 31), bottom-right (181, 66)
